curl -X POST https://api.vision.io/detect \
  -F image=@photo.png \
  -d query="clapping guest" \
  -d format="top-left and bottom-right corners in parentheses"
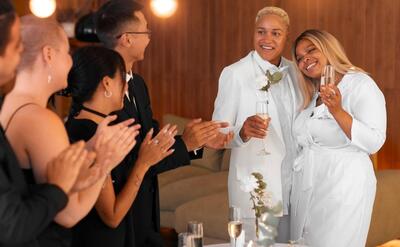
top-left (94, 1), bottom-right (232, 245)
top-left (64, 45), bottom-right (177, 247)
top-left (0, 2), bottom-right (100, 246)
top-left (0, 15), bottom-right (140, 247)
top-left (291, 29), bottom-right (386, 246)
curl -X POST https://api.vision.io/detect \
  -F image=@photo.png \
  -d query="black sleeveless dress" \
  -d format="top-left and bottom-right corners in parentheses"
top-left (22, 169), bottom-right (72, 247)
top-left (2, 102), bottom-right (70, 247)
top-left (65, 118), bottom-right (136, 247)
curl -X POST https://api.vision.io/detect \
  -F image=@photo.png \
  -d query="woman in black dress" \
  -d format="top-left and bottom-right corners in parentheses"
top-left (0, 16), bottom-right (139, 247)
top-left (65, 46), bottom-right (177, 247)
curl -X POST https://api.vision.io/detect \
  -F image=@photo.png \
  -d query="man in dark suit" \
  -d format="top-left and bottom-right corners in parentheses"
top-left (95, 1), bottom-right (231, 246)
top-left (0, 3), bottom-right (88, 246)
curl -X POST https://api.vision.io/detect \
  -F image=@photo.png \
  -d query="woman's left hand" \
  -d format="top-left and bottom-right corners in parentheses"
top-left (320, 84), bottom-right (343, 115)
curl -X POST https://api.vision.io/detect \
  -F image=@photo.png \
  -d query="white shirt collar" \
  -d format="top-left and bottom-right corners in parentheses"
top-left (125, 71), bottom-right (133, 101)
top-left (253, 50), bottom-right (288, 73)
top-left (126, 71), bottom-right (133, 82)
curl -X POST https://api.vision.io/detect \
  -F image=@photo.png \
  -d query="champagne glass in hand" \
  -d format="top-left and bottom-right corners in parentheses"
top-left (321, 64), bottom-right (335, 86)
top-left (256, 101), bottom-right (270, 155)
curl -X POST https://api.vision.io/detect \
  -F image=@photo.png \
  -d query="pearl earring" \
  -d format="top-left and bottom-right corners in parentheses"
top-left (104, 90), bottom-right (112, 98)
top-left (47, 75), bottom-right (52, 84)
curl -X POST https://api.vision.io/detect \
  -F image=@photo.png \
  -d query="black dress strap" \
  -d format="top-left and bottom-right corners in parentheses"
top-left (81, 105), bottom-right (108, 118)
top-left (4, 102), bottom-right (38, 133)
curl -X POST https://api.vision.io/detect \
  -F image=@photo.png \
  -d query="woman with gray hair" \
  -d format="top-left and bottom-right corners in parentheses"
top-left (212, 6), bottom-right (301, 242)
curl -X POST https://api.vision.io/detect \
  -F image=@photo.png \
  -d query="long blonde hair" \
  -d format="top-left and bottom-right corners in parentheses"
top-left (292, 29), bottom-right (365, 108)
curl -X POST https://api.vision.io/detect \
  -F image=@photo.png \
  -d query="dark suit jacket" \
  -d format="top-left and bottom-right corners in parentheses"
top-left (0, 126), bottom-right (68, 247)
top-left (115, 74), bottom-right (202, 246)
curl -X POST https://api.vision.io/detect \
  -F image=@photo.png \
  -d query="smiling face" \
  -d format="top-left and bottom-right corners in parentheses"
top-left (253, 14), bottom-right (288, 66)
top-left (295, 38), bottom-right (328, 79)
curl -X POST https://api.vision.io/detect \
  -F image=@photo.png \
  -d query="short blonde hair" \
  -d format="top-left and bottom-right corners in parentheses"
top-left (256, 6), bottom-right (290, 30)
top-left (292, 29), bottom-right (365, 108)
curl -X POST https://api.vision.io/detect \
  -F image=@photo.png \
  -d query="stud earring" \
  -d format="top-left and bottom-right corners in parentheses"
top-left (47, 74), bottom-right (52, 84)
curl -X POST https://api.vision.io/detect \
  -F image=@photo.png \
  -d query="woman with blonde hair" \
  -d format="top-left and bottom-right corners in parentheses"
top-left (291, 29), bottom-right (386, 246)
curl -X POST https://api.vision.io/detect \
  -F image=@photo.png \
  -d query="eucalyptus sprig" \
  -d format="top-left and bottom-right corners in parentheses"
top-left (248, 172), bottom-right (283, 238)
top-left (260, 70), bottom-right (283, 92)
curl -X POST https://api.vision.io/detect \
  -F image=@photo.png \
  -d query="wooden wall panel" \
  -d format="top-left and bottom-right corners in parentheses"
top-left (12, 0), bottom-right (400, 169)
top-left (134, 0), bottom-right (400, 170)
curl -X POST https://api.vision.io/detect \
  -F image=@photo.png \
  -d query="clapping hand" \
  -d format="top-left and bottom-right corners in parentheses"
top-left (136, 124), bottom-right (177, 168)
top-left (205, 129), bottom-right (234, 149)
top-left (69, 116), bottom-right (140, 192)
top-left (93, 115), bottom-right (140, 174)
top-left (239, 115), bottom-right (270, 142)
top-left (47, 141), bottom-right (89, 194)
top-left (182, 119), bottom-right (229, 151)
top-left (70, 151), bottom-right (97, 193)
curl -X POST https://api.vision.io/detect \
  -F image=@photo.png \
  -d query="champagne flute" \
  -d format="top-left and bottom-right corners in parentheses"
top-left (178, 232), bottom-right (194, 247)
top-left (321, 65), bottom-right (336, 100)
top-left (187, 221), bottom-right (203, 247)
top-left (322, 64), bottom-right (335, 85)
top-left (256, 101), bottom-right (270, 155)
top-left (229, 206), bottom-right (241, 222)
top-left (228, 221), bottom-right (243, 247)
top-left (228, 206), bottom-right (242, 247)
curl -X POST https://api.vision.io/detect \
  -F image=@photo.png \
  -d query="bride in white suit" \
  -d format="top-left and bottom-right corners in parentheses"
top-left (212, 7), bottom-right (301, 242)
top-left (291, 29), bottom-right (386, 246)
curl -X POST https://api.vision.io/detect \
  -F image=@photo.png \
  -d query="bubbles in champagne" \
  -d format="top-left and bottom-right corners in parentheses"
top-left (228, 221), bottom-right (243, 239)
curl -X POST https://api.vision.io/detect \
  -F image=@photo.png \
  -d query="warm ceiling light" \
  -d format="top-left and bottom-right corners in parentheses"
top-left (150, 0), bottom-right (178, 18)
top-left (29, 0), bottom-right (56, 18)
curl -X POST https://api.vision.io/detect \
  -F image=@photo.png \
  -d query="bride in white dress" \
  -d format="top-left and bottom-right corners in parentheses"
top-left (290, 29), bottom-right (386, 247)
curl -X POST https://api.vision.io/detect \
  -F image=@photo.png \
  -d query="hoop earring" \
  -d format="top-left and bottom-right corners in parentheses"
top-left (104, 90), bottom-right (112, 98)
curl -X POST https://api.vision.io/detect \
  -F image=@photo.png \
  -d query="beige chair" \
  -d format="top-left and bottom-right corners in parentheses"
top-left (367, 170), bottom-right (400, 247)
top-left (159, 114), bottom-right (230, 244)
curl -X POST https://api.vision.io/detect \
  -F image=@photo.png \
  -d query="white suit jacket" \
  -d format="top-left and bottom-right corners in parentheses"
top-left (212, 51), bottom-right (302, 217)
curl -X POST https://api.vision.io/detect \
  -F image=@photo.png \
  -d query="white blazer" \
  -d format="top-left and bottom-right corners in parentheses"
top-left (212, 51), bottom-right (302, 217)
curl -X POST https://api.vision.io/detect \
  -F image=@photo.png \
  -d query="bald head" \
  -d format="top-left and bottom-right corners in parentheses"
top-left (18, 15), bottom-right (65, 71)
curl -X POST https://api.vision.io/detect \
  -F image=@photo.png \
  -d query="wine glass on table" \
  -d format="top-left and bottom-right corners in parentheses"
top-left (187, 221), bottom-right (203, 247)
top-left (256, 100), bottom-right (270, 155)
top-left (228, 206), bottom-right (243, 247)
top-left (178, 232), bottom-right (194, 247)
